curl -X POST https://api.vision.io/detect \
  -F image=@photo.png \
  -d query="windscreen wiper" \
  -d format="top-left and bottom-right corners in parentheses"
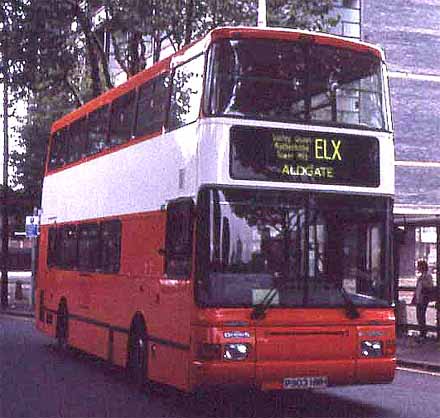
top-left (251, 278), bottom-right (293, 320)
top-left (250, 286), bottom-right (278, 320)
top-left (339, 286), bottom-right (360, 319)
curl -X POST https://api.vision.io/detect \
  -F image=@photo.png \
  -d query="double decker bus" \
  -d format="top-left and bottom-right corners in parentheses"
top-left (36, 27), bottom-right (396, 392)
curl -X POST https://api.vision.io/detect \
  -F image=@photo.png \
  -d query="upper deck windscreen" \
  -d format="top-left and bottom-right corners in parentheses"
top-left (205, 38), bottom-right (387, 131)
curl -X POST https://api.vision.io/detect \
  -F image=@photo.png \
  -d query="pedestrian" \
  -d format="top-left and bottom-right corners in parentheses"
top-left (412, 259), bottom-right (433, 341)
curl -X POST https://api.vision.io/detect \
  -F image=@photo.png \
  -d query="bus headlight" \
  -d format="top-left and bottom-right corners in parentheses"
top-left (360, 340), bottom-right (383, 357)
top-left (223, 343), bottom-right (250, 361)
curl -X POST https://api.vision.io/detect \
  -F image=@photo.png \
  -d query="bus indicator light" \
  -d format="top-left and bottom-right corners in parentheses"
top-left (223, 343), bottom-right (251, 361)
top-left (360, 340), bottom-right (383, 357)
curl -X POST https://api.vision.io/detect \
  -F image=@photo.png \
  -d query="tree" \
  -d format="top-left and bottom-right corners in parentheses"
top-left (20, 1), bottom-right (109, 106)
top-left (13, 0), bottom-right (338, 104)
top-left (268, 0), bottom-right (338, 30)
top-left (10, 92), bottom-right (72, 207)
top-left (104, 0), bottom-right (257, 76)
top-left (0, 1), bottom-right (28, 98)
top-left (105, 1), bottom-right (337, 76)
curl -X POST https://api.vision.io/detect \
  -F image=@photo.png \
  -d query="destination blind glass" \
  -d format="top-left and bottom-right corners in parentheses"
top-left (230, 126), bottom-right (380, 187)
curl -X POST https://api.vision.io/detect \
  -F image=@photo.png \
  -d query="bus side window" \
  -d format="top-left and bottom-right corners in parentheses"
top-left (58, 225), bottom-right (78, 270)
top-left (87, 105), bottom-right (110, 156)
top-left (109, 90), bottom-right (136, 147)
top-left (47, 227), bottom-right (58, 267)
top-left (168, 54), bottom-right (204, 131)
top-left (69, 116), bottom-right (88, 163)
top-left (135, 73), bottom-right (169, 138)
top-left (49, 128), bottom-right (69, 170)
top-left (48, 132), bottom-right (62, 170)
top-left (78, 223), bottom-right (100, 271)
top-left (60, 127), bottom-right (71, 167)
top-left (101, 220), bottom-right (122, 273)
top-left (164, 198), bottom-right (194, 278)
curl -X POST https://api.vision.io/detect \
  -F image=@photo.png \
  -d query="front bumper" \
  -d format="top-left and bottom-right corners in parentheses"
top-left (190, 357), bottom-right (395, 391)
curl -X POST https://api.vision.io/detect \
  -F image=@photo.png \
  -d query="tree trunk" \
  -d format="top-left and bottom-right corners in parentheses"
top-left (75, 6), bottom-right (104, 98)
top-left (184, 0), bottom-right (194, 45)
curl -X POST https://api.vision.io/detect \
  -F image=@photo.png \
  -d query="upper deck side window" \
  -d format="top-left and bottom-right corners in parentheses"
top-left (168, 54), bottom-right (205, 131)
top-left (48, 128), bottom-right (69, 170)
top-left (204, 38), bottom-right (388, 131)
top-left (69, 116), bottom-right (88, 163)
top-left (47, 72), bottom-right (173, 173)
top-left (135, 73), bottom-right (169, 138)
top-left (109, 90), bottom-right (137, 146)
top-left (88, 104), bottom-right (110, 155)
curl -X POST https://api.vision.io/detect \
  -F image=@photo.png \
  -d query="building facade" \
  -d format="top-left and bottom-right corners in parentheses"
top-left (362, 0), bottom-right (440, 279)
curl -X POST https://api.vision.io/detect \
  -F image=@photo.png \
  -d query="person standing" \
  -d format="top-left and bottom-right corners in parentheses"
top-left (413, 259), bottom-right (434, 341)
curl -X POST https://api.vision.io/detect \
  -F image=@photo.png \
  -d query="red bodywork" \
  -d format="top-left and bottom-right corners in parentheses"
top-left (36, 212), bottom-right (395, 392)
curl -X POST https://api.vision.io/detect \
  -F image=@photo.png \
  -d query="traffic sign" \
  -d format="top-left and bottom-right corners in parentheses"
top-left (25, 216), bottom-right (40, 238)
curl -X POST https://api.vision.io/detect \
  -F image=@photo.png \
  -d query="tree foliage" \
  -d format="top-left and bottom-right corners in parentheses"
top-left (1, 1), bottom-right (28, 100)
top-left (9, 92), bottom-right (71, 206)
top-left (268, 0), bottom-right (337, 30)
top-left (13, 0), bottom-right (337, 103)
top-left (6, 0), bottom-right (337, 206)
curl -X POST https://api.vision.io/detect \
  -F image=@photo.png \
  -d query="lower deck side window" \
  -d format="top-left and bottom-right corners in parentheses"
top-left (101, 221), bottom-right (121, 273)
top-left (47, 220), bottom-right (122, 273)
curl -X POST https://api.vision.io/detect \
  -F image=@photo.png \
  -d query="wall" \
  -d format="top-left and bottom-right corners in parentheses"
top-left (363, 0), bottom-right (440, 212)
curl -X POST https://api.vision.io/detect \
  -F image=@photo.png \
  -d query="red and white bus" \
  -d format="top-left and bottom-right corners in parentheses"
top-left (36, 27), bottom-right (396, 392)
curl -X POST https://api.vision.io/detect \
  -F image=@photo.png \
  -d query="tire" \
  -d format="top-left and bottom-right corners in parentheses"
top-left (127, 321), bottom-right (148, 390)
top-left (56, 301), bottom-right (69, 351)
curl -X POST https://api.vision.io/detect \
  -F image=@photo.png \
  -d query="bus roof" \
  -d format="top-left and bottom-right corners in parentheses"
top-left (209, 26), bottom-right (384, 59)
top-left (51, 26), bottom-right (384, 133)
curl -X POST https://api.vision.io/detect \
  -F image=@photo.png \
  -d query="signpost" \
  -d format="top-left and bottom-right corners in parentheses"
top-left (26, 214), bottom-right (40, 308)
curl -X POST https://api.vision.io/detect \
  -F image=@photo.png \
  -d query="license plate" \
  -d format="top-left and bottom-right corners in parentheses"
top-left (283, 376), bottom-right (328, 390)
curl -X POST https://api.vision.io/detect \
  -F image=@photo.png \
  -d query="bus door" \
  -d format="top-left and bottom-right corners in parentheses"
top-left (149, 198), bottom-right (194, 390)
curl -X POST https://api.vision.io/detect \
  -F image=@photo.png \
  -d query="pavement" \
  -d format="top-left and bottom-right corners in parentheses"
top-left (0, 271), bottom-right (34, 317)
top-left (1, 299), bottom-right (34, 318)
top-left (2, 298), bottom-right (440, 373)
top-left (396, 335), bottom-right (440, 372)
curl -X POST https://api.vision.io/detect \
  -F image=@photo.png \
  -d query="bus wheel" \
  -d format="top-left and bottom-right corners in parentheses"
top-left (56, 300), bottom-right (69, 351)
top-left (127, 321), bottom-right (148, 390)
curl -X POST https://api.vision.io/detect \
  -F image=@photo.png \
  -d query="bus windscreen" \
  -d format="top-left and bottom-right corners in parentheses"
top-left (196, 188), bottom-right (392, 309)
top-left (205, 38), bottom-right (387, 130)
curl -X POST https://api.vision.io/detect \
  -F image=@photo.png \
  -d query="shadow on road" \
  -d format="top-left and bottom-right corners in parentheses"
top-left (175, 388), bottom-right (390, 418)
top-left (46, 343), bottom-right (392, 418)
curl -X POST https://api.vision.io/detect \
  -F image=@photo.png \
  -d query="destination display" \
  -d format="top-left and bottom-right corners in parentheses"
top-left (230, 126), bottom-right (380, 187)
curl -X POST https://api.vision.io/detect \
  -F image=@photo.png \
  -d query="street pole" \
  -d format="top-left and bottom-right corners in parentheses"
top-left (30, 207), bottom-right (39, 309)
top-left (1, 42), bottom-right (9, 309)
top-left (258, 0), bottom-right (267, 27)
